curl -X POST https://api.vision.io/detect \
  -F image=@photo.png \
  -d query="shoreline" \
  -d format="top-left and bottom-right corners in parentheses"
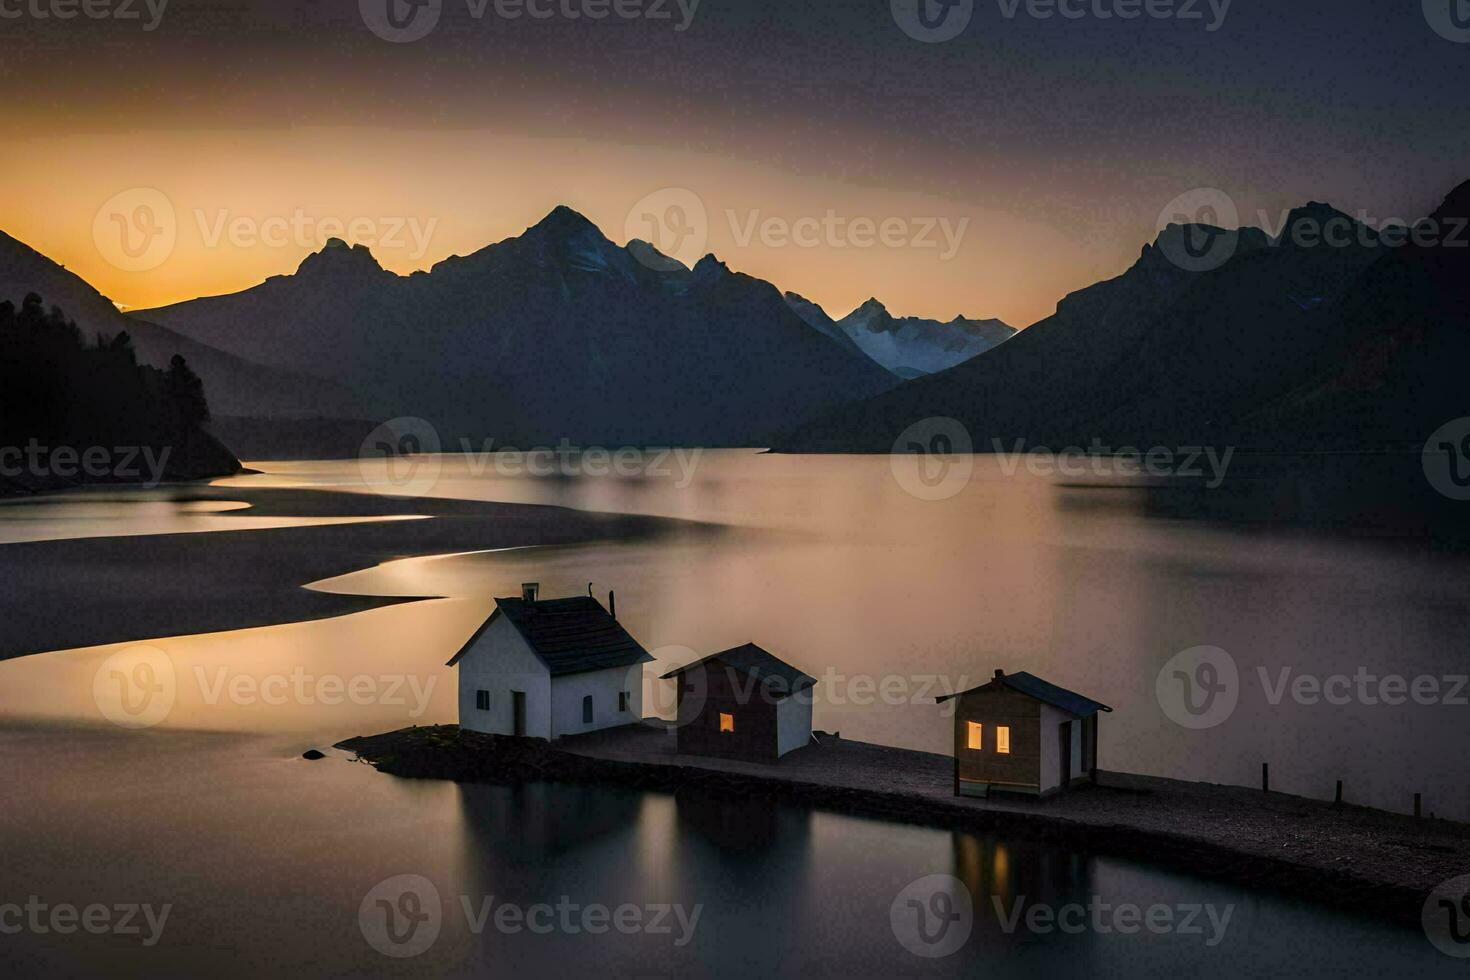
top-left (339, 723), bottom-right (1470, 928)
top-left (0, 482), bottom-right (709, 660)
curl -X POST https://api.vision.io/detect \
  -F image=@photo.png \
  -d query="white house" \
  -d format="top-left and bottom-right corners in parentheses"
top-left (447, 584), bottom-right (653, 740)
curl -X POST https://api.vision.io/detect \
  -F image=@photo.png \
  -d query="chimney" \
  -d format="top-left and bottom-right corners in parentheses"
top-left (994, 669), bottom-right (1005, 680)
top-left (522, 582), bottom-right (539, 603)
top-left (609, 590), bottom-right (616, 621)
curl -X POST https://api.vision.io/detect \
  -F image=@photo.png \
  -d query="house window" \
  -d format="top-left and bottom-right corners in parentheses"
top-left (966, 722), bottom-right (982, 750)
top-left (719, 712), bottom-right (735, 733)
top-left (582, 695), bottom-right (593, 724)
top-left (619, 691), bottom-right (630, 712)
top-left (475, 690), bottom-right (490, 711)
top-left (996, 726), bottom-right (1011, 754)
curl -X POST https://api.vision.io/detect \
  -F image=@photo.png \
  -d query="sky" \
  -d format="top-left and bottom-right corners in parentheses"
top-left (1, 0), bottom-right (1467, 327)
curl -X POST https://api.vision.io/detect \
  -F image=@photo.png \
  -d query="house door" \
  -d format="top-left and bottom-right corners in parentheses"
top-left (511, 691), bottom-right (526, 737)
top-left (1058, 720), bottom-right (1072, 788)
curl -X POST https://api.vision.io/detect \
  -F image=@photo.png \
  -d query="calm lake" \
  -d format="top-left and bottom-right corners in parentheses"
top-left (1, 451), bottom-right (1465, 975)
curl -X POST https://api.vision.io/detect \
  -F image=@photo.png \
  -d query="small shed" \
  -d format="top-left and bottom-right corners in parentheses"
top-left (659, 643), bottom-right (816, 762)
top-left (936, 669), bottom-right (1111, 798)
top-left (448, 584), bottom-right (652, 740)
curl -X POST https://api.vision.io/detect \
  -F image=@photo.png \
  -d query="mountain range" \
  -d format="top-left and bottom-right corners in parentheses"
top-left (774, 180), bottom-right (1470, 454)
top-left (134, 208), bottom-right (899, 446)
top-left (785, 294), bottom-right (1015, 379)
top-left (0, 232), bottom-right (364, 422)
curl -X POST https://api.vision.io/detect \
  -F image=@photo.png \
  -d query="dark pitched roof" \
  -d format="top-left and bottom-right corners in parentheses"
top-left (936, 671), bottom-right (1112, 717)
top-left (446, 596), bottom-right (653, 676)
top-left (659, 642), bottom-right (817, 697)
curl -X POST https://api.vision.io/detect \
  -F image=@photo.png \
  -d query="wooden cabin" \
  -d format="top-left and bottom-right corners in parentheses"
top-left (447, 584), bottom-right (652, 740)
top-left (936, 669), bottom-right (1111, 798)
top-left (659, 643), bottom-right (816, 762)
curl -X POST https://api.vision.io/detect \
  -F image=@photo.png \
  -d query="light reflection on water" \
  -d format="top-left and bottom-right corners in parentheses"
top-left (0, 488), bottom-right (428, 544)
top-left (9, 452), bottom-right (1470, 819)
top-left (1, 454), bottom-right (1464, 974)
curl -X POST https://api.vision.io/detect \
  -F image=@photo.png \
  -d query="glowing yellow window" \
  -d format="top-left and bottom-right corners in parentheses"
top-left (996, 726), bottom-right (1012, 754)
top-left (719, 712), bottom-right (735, 733)
top-left (966, 722), bottom-right (982, 750)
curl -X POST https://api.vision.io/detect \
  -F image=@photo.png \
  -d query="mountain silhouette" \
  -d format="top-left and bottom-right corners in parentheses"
top-left (0, 231), bottom-right (365, 422)
top-left (138, 207), bottom-right (897, 446)
top-left (772, 181), bottom-right (1469, 453)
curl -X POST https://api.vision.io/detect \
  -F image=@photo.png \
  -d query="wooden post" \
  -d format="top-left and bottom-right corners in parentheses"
top-left (1415, 793), bottom-right (1422, 819)
top-left (1334, 780), bottom-right (1343, 805)
top-left (1262, 762), bottom-right (1269, 793)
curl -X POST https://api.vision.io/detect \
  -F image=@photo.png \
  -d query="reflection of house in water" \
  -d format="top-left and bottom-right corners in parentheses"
top-left (951, 830), bottom-right (1097, 949)
top-left (674, 790), bottom-right (812, 852)
top-left (456, 781), bottom-right (644, 866)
